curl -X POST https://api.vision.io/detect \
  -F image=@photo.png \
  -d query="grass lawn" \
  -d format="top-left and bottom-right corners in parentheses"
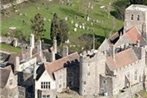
top-left (0, 43), bottom-right (21, 53)
top-left (1, 0), bottom-right (123, 51)
top-left (138, 90), bottom-right (147, 98)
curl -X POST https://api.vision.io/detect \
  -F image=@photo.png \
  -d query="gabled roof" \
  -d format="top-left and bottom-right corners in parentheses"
top-left (126, 27), bottom-right (142, 43)
top-left (44, 52), bottom-right (79, 80)
top-left (106, 48), bottom-right (139, 70)
top-left (0, 66), bottom-right (12, 88)
top-left (98, 38), bottom-right (110, 52)
top-left (115, 27), bottom-right (142, 47)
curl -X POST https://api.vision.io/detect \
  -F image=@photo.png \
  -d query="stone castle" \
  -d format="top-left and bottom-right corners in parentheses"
top-left (79, 4), bottom-right (147, 97)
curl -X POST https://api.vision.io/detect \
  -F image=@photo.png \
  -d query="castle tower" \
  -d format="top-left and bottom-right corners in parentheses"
top-left (124, 5), bottom-right (147, 38)
top-left (79, 50), bottom-right (106, 96)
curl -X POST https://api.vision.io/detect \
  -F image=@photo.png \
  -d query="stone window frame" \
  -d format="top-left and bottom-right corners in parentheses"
top-left (9, 79), bottom-right (13, 85)
top-left (42, 94), bottom-right (50, 98)
top-left (134, 70), bottom-right (138, 80)
top-left (41, 82), bottom-right (50, 89)
top-left (131, 14), bottom-right (134, 20)
top-left (137, 15), bottom-right (140, 21)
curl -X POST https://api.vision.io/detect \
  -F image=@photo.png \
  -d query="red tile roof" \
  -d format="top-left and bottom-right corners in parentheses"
top-left (126, 27), bottom-right (142, 43)
top-left (44, 52), bottom-right (79, 79)
top-left (106, 48), bottom-right (138, 70)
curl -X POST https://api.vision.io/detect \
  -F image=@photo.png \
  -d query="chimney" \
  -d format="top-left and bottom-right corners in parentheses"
top-left (14, 38), bottom-right (18, 47)
top-left (62, 45), bottom-right (69, 57)
top-left (51, 50), bottom-right (55, 61)
top-left (137, 40), bottom-right (140, 47)
top-left (141, 47), bottom-right (145, 59)
top-left (112, 45), bottom-right (116, 61)
top-left (39, 40), bottom-right (43, 58)
top-left (30, 48), bottom-right (33, 58)
top-left (15, 56), bottom-right (20, 71)
top-left (53, 37), bottom-right (57, 54)
top-left (30, 34), bottom-right (35, 49)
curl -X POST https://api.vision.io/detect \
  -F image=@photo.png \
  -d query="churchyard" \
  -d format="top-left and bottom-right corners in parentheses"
top-left (1, 0), bottom-right (123, 52)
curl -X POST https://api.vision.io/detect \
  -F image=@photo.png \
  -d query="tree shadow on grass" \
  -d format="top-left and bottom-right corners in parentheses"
top-left (41, 38), bottom-right (52, 44)
top-left (60, 7), bottom-right (85, 18)
top-left (110, 11), bottom-right (122, 20)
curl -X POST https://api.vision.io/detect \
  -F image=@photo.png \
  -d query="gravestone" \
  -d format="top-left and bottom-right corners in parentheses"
top-left (75, 23), bottom-right (78, 28)
top-left (74, 28), bottom-right (77, 32)
top-left (65, 16), bottom-right (68, 21)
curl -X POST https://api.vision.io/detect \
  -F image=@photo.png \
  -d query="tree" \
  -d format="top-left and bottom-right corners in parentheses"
top-left (50, 13), bottom-right (59, 41)
top-left (31, 13), bottom-right (45, 41)
top-left (112, 0), bottom-right (129, 20)
top-left (50, 13), bottom-right (69, 45)
top-left (59, 19), bottom-right (68, 44)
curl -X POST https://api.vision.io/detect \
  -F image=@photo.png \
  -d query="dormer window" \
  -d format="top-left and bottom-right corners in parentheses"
top-left (137, 15), bottom-right (140, 21)
top-left (131, 14), bottom-right (134, 20)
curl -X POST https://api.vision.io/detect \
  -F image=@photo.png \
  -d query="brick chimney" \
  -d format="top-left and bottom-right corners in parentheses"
top-left (51, 50), bottom-right (55, 61)
top-left (53, 37), bottom-right (57, 54)
top-left (62, 45), bottom-right (69, 57)
top-left (15, 56), bottom-right (20, 71)
top-left (30, 34), bottom-right (35, 49)
top-left (30, 34), bottom-right (35, 58)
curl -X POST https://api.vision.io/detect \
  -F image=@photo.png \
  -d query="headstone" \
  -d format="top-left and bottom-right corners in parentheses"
top-left (79, 25), bottom-right (82, 29)
top-left (15, 10), bottom-right (18, 13)
top-left (48, 19), bottom-right (51, 22)
top-left (82, 25), bottom-right (85, 30)
top-left (75, 23), bottom-right (78, 28)
top-left (65, 16), bottom-right (68, 21)
top-left (44, 17), bottom-right (46, 21)
top-left (65, 39), bottom-right (70, 44)
top-left (19, 13), bottom-right (22, 16)
top-left (74, 28), bottom-right (77, 32)
top-left (14, 38), bottom-right (18, 47)
top-left (71, 20), bottom-right (74, 24)
top-left (91, 22), bottom-right (93, 26)
top-left (87, 16), bottom-right (90, 21)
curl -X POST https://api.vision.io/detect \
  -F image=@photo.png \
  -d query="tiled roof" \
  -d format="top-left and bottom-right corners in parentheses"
top-left (44, 52), bottom-right (79, 79)
top-left (106, 48), bottom-right (138, 70)
top-left (115, 27), bottom-right (142, 47)
top-left (0, 66), bottom-right (12, 88)
top-left (126, 27), bottom-right (142, 43)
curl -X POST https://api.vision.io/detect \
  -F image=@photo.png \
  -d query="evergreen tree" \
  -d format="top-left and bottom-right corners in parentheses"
top-left (31, 13), bottom-right (45, 41)
top-left (50, 13), bottom-right (69, 45)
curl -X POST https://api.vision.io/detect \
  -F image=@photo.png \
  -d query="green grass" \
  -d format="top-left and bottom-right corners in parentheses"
top-left (0, 43), bottom-right (21, 53)
top-left (1, 0), bottom-right (123, 50)
top-left (138, 90), bottom-right (147, 98)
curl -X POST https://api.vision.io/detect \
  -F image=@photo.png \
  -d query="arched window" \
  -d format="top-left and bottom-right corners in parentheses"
top-left (137, 15), bottom-right (140, 20)
top-left (131, 14), bottom-right (134, 20)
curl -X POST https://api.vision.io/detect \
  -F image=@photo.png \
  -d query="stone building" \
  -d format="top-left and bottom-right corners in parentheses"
top-left (79, 4), bottom-right (147, 97)
top-left (0, 65), bottom-right (25, 98)
top-left (124, 5), bottom-right (147, 38)
top-left (35, 52), bottom-right (79, 98)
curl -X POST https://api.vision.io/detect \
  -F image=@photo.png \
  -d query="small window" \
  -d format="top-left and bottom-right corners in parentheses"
top-left (134, 70), bottom-right (138, 80)
top-left (41, 82), bottom-right (50, 89)
top-left (137, 15), bottom-right (140, 20)
top-left (131, 14), bottom-right (134, 20)
top-left (9, 79), bottom-right (13, 85)
top-left (83, 81), bottom-right (86, 85)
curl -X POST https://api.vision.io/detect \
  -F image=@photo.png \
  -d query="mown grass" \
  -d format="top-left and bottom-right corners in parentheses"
top-left (1, 0), bottom-right (123, 50)
top-left (0, 43), bottom-right (21, 53)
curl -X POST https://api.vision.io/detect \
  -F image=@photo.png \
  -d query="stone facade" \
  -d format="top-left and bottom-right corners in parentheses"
top-left (124, 5), bottom-right (147, 38)
top-left (79, 4), bottom-right (147, 97)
